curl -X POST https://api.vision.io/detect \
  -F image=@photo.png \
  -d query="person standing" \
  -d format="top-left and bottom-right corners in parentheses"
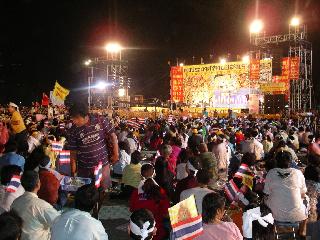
top-left (67, 102), bottom-right (119, 189)
top-left (7, 102), bottom-right (28, 154)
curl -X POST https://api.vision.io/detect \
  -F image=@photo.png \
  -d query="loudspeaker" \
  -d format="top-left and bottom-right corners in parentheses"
top-left (264, 94), bottom-right (285, 114)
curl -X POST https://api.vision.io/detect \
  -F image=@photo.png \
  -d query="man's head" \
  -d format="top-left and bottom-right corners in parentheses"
top-left (75, 184), bottom-right (99, 212)
top-left (7, 102), bottom-right (18, 114)
top-left (131, 151), bottom-right (142, 165)
top-left (141, 163), bottom-right (155, 179)
top-left (0, 211), bottom-right (23, 240)
top-left (129, 209), bottom-right (156, 240)
top-left (21, 171), bottom-right (41, 193)
top-left (69, 102), bottom-right (89, 127)
top-left (160, 144), bottom-right (172, 159)
top-left (196, 169), bottom-right (211, 186)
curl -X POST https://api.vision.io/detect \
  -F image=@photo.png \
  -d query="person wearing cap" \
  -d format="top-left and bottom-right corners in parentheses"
top-left (7, 102), bottom-right (28, 154)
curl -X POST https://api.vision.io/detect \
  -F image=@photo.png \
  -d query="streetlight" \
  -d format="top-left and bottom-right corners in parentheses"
top-left (290, 17), bottom-right (300, 27)
top-left (84, 59), bottom-right (92, 66)
top-left (220, 58), bottom-right (226, 64)
top-left (179, 63), bottom-right (184, 67)
top-left (249, 19), bottom-right (263, 34)
top-left (242, 55), bottom-right (250, 64)
top-left (105, 42), bottom-right (122, 53)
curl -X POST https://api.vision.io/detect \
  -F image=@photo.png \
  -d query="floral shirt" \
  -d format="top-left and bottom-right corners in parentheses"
top-left (306, 180), bottom-right (320, 222)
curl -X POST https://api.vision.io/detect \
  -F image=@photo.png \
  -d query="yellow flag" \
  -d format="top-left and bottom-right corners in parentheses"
top-left (53, 81), bottom-right (70, 101)
top-left (168, 195), bottom-right (199, 225)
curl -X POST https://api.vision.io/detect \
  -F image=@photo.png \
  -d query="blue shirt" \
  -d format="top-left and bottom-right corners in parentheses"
top-left (0, 152), bottom-right (25, 170)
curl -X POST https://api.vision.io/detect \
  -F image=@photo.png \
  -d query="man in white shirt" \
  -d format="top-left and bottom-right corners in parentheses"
top-left (11, 171), bottom-right (60, 240)
top-left (51, 184), bottom-right (108, 240)
top-left (241, 131), bottom-right (264, 161)
top-left (180, 169), bottom-right (214, 214)
top-left (264, 151), bottom-right (308, 223)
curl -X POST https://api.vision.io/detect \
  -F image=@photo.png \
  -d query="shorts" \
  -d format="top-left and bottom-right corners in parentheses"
top-left (77, 164), bottom-right (111, 190)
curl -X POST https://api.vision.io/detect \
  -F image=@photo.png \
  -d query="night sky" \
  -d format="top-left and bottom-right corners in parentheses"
top-left (0, 0), bottom-right (319, 105)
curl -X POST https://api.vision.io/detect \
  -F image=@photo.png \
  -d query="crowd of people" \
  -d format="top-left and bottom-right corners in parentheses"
top-left (0, 101), bottom-right (319, 240)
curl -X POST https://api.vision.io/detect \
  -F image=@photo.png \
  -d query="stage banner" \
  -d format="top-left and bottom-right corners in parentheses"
top-left (249, 94), bottom-right (260, 114)
top-left (249, 59), bottom-right (260, 80)
top-left (182, 61), bottom-right (249, 106)
top-left (170, 66), bottom-right (184, 102)
top-left (290, 57), bottom-right (300, 80)
top-left (53, 81), bottom-right (70, 101)
top-left (281, 57), bottom-right (290, 81)
top-left (260, 82), bottom-right (286, 93)
top-left (259, 59), bottom-right (272, 84)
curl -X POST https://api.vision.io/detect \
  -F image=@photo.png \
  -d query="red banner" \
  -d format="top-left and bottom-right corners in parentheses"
top-left (282, 57), bottom-right (290, 80)
top-left (249, 59), bottom-right (260, 80)
top-left (290, 57), bottom-right (300, 80)
top-left (170, 66), bottom-right (184, 102)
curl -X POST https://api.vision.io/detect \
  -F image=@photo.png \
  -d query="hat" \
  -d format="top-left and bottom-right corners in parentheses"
top-left (8, 102), bottom-right (19, 112)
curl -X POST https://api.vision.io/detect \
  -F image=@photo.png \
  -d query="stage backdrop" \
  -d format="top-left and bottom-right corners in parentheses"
top-left (170, 59), bottom-right (272, 108)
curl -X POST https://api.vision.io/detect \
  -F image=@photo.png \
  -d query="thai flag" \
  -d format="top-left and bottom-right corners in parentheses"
top-left (6, 175), bottom-right (21, 193)
top-left (126, 120), bottom-right (141, 129)
top-left (59, 150), bottom-right (71, 164)
top-left (137, 118), bottom-right (146, 125)
top-left (94, 162), bottom-right (103, 188)
top-left (52, 141), bottom-right (63, 152)
top-left (171, 215), bottom-right (203, 240)
top-left (168, 115), bottom-right (174, 124)
top-left (224, 179), bottom-right (240, 203)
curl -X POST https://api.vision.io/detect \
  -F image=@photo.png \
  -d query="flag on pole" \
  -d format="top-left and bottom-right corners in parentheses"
top-left (59, 150), bottom-right (71, 164)
top-left (53, 81), bottom-right (70, 101)
top-left (51, 141), bottom-right (63, 152)
top-left (6, 175), bottom-right (21, 193)
top-left (169, 195), bottom-right (203, 240)
top-left (41, 93), bottom-right (50, 106)
top-left (94, 162), bottom-right (103, 188)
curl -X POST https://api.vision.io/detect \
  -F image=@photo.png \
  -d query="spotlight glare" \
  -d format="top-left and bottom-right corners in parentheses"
top-left (290, 17), bottom-right (300, 27)
top-left (242, 55), bottom-right (250, 64)
top-left (220, 58), bottom-right (226, 64)
top-left (250, 19), bottom-right (263, 33)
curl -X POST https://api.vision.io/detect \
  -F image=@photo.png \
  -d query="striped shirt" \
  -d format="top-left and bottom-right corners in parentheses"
top-left (67, 115), bottom-right (114, 169)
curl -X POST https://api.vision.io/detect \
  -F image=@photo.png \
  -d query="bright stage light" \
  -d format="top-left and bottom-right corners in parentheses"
top-left (95, 81), bottom-right (108, 90)
top-left (179, 63), bottom-right (184, 67)
top-left (118, 88), bottom-right (125, 97)
top-left (105, 42), bottom-right (122, 53)
top-left (290, 17), bottom-right (300, 27)
top-left (84, 59), bottom-right (92, 66)
top-left (250, 19), bottom-right (263, 33)
top-left (242, 55), bottom-right (250, 64)
top-left (220, 58), bottom-right (226, 64)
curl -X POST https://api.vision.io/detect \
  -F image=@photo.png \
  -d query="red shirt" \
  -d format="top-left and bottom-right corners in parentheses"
top-left (129, 188), bottom-right (170, 240)
top-left (38, 169), bottom-right (60, 205)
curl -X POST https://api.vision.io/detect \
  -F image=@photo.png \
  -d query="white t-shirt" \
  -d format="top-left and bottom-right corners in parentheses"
top-left (264, 168), bottom-right (308, 222)
top-left (180, 187), bottom-right (214, 214)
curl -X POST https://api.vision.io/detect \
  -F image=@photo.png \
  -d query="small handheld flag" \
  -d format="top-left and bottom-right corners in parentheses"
top-left (94, 162), bottom-right (103, 188)
top-left (169, 195), bottom-right (203, 240)
top-left (6, 175), bottom-right (21, 193)
top-left (51, 141), bottom-right (63, 152)
top-left (126, 120), bottom-right (141, 129)
top-left (59, 150), bottom-right (71, 164)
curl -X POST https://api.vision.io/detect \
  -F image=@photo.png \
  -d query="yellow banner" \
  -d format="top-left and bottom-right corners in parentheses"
top-left (260, 82), bottom-right (286, 93)
top-left (53, 81), bottom-right (70, 101)
top-left (168, 195), bottom-right (199, 225)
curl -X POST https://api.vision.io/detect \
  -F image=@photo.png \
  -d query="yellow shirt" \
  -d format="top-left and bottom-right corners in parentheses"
top-left (11, 111), bottom-right (26, 134)
top-left (122, 163), bottom-right (142, 188)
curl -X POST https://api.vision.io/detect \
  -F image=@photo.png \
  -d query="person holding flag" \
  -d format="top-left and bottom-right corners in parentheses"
top-left (67, 101), bottom-right (119, 189)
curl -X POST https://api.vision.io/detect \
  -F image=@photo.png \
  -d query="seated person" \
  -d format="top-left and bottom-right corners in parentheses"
top-left (174, 158), bottom-right (199, 204)
top-left (0, 210), bottom-right (23, 240)
top-left (130, 178), bottom-right (170, 240)
top-left (0, 141), bottom-right (25, 170)
top-left (0, 165), bottom-right (24, 213)
top-left (180, 169), bottom-right (214, 214)
top-left (11, 171), bottom-right (60, 240)
top-left (264, 151), bottom-right (308, 223)
top-left (38, 156), bottom-right (62, 206)
top-left (112, 141), bottom-right (131, 179)
top-left (196, 192), bottom-right (243, 240)
top-left (122, 151), bottom-right (142, 198)
top-left (137, 163), bottom-right (156, 194)
top-left (129, 208), bottom-right (156, 240)
top-left (51, 184), bottom-right (108, 240)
